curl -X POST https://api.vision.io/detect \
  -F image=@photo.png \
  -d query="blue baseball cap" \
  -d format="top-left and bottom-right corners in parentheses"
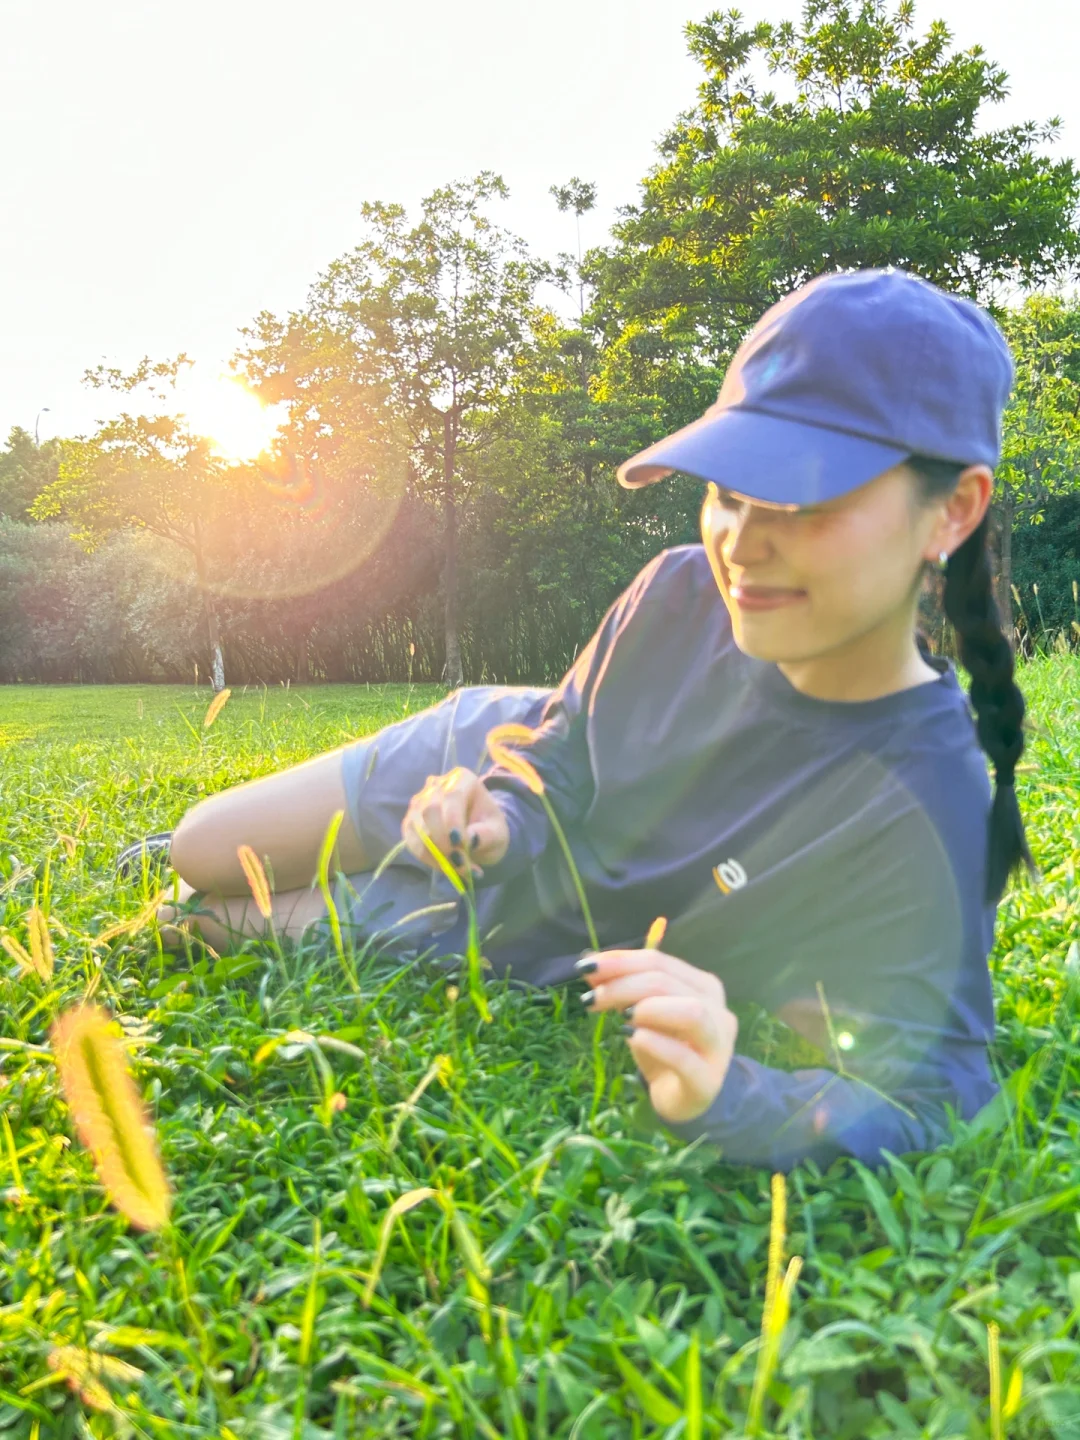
top-left (616, 268), bottom-right (1014, 503)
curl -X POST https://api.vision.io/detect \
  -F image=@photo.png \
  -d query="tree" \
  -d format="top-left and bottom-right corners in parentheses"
top-left (595, 0), bottom-right (1080, 363)
top-left (0, 427), bottom-right (61, 520)
top-left (290, 173), bottom-right (548, 687)
top-left (32, 357), bottom-right (234, 691)
top-left (550, 177), bottom-right (598, 320)
top-left (585, 0), bottom-right (1080, 617)
top-left (1011, 491), bottom-right (1080, 644)
top-left (994, 294), bottom-right (1080, 630)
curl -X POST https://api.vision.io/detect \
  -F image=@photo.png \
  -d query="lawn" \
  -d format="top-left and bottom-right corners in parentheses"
top-left (1, 670), bottom-right (1079, 1439)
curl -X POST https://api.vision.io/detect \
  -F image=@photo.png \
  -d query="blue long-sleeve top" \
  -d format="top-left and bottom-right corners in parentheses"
top-left (472, 545), bottom-right (1000, 1171)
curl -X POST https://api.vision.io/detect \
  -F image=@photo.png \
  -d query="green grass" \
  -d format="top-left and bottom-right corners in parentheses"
top-left (1, 670), bottom-right (1079, 1439)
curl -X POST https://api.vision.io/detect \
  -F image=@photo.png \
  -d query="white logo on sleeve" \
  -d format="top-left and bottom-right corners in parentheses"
top-left (713, 858), bottom-right (748, 894)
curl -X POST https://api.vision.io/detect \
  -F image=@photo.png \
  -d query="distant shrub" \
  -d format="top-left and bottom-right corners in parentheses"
top-left (1011, 493), bottom-right (1080, 643)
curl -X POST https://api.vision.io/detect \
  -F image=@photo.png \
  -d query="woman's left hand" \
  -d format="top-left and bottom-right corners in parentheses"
top-left (578, 948), bottom-right (738, 1124)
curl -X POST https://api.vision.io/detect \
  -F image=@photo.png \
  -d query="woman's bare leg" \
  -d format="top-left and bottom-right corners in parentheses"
top-left (167, 746), bottom-right (370, 897)
top-left (158, 877), bottom-right (331, 951)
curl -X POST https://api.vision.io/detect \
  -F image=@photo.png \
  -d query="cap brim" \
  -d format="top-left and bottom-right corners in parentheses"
top-left (617, 406), bottom-right (910, 506)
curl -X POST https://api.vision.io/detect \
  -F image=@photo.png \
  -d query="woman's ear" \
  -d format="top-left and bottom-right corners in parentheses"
top-left (926, 464), bottom-right (994, 563)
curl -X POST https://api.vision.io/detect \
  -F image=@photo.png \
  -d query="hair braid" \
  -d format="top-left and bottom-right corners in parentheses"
top-left (942, 514), bottom-right (1036, 902)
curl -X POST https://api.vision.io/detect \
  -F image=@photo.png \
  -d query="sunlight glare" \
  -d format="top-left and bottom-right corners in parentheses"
top-left (177, 369), bottom-right (283, 462)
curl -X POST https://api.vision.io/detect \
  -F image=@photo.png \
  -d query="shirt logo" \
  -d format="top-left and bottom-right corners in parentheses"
top-left (713, 858), bottom-right (748, 894)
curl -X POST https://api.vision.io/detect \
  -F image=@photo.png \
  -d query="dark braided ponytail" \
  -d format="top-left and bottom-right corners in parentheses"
top-left (908, 455), bottom-right (1037, 903)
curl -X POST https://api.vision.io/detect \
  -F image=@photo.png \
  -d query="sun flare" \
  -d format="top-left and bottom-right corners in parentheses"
top-left (177, 370), bottom-right (283, 463)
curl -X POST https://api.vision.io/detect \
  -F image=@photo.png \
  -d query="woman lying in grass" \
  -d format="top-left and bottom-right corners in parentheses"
top-left (137, 268), bottom-right (1035, 1170)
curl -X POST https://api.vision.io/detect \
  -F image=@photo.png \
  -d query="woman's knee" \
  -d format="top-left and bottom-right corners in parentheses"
top-left (168, 798), bottom-right (225, 890)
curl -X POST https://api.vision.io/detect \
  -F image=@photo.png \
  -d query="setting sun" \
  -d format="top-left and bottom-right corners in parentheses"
top-left (177, 369), bottom-right (283, 462)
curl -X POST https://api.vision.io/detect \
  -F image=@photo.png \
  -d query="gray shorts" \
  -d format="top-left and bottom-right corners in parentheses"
top-left (327, 685), bottom-right (550, 960)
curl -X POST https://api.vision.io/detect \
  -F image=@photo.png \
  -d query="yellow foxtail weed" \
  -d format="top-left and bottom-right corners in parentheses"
top-left (2, 930), bottom-right (39, 981)
top-left (645, 916), bottom-right (668, 950)
top-left (203, 687), bottom-right (232, 729)
top-left (486, 721), bottom-right (598, 953)
top-left (29, 907), bottom-right (55, 980)
top-left (2, 908), bottom-right (53, 982)
top-left (51, 1005), bottom-right (172, 1232)
top-left (93, 888), bottom-right (170, 949)
top-left (46, 1346), bottom-right (142, 1414)
top-left (237, 844), bottom-right (273, 920)
top-left (486, 723), bottom-right (545, 796)
top-left (746, 1172), bottom-right (803, 1436)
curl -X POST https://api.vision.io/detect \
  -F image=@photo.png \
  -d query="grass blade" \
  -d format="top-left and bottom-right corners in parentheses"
top-left (363, 1188), bottom-right (438, 1308)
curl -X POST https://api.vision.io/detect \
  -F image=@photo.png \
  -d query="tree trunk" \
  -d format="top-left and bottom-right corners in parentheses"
top-left (991, 488), bottom-right (1015, 647)
top-left (296, 629), bottom-right (310, 684)
top-left (208, 616), bottom-right (225, 693)
top-left (192, 515), bottom-right (227, 692)
top-left (442, 410), bottom-right (463, 689)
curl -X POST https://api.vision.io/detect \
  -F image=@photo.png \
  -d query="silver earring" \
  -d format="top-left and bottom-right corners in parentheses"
top-left (937, 550), bottom-right (949, 571)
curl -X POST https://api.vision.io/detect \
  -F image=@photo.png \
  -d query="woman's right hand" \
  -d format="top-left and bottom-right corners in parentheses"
top-left (401, 767), bottom-right (510, 875)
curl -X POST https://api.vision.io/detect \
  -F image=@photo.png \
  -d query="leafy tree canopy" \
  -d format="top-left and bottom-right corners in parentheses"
top-left (594, 0), bottom-right (1080, 365)
top-left (0, 427), bottom-right (61, 521)
top-left (242, 173), bottom-right (550, 685)
top-left (1000, 294), bottom-right (1080, 518)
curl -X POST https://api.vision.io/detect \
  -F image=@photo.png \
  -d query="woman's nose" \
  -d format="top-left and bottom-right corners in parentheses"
top-left (723, 507), bottom-right (774, 566)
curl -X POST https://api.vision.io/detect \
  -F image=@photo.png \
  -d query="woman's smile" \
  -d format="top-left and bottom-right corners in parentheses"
top-left (728, 582), bottom-right (809, 611)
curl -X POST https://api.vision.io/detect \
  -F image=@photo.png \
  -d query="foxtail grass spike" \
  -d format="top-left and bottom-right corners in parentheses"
top-left (645, 916), bottom-right (668, 950)
top-left (95, 888), bottom-right (169, 948)
top-left (28, 908), bottom-right (55, 980)
top-left (47, 1347), bottom-right (142, 1414)
top-left (747, 1173), bottom-right (799, 1436)
top-left (486, 723), bottom-right (545, 796)
top-left (203, 687), bottom-right (232, 729)
top-left (51, 1005), bottom-right (172, 1231)
top-left (2, 931), bottom-right (39, 979)
top-left (237, 844), bottom-right (273, 920)
top-left (764, 1172), bottom-right (787, 1326)
top-left (485, 722), bottom-right (598, 950)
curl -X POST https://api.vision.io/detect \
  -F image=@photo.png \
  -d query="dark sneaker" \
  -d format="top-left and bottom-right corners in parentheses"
top-left (116, 832), bottom-right (174, 881)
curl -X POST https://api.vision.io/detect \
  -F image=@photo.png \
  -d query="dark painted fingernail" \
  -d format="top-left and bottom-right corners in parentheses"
top-left (623, 1006), bottom-right (636, 1018)
top-left (575, 957), bottom-right (598, 974)
top-left (450, 850), bottom-right (464, 868)
top-left (449, 828), bottom-right (462, 847)
top-left (470, 832), bottom-right (481, 851)
top-left (580, 990), bottom-right (596, 1007)
top-left (621, 1023), bottom-right (637, 1037)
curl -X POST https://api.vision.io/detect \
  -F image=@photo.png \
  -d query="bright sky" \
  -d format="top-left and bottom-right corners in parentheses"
top-left (2, 0), bottom-right (1077, 446)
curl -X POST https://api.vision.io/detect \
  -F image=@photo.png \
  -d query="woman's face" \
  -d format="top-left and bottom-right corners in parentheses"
top-left (700, 463), bottom-right (938, 663)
